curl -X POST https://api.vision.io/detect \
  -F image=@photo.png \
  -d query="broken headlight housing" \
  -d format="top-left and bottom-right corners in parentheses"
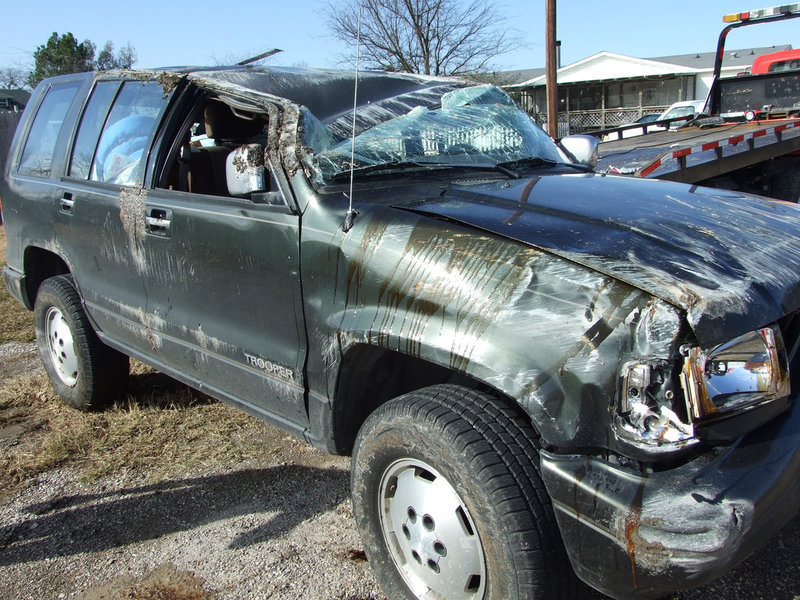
top-left (616, 326), bottom-right (790, 453)
top-left (617, 360), bottom-right (695, 449)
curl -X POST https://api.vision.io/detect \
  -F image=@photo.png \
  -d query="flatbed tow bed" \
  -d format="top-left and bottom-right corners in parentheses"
top-left (596, 118), bottom-right (800, 183)
top-left (589, 4), bottom-right (800, 201)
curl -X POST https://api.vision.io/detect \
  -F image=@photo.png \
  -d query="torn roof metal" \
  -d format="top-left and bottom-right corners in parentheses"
top-left (160, 65), bottom-right (463, 123)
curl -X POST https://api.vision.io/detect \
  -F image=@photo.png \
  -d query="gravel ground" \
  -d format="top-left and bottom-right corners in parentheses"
top-left (0, 458), bottom-right (383, 600)
top-left (2, 342), bottom-right (800, 600)
top-left (0, 343), bottom-right (383, 600)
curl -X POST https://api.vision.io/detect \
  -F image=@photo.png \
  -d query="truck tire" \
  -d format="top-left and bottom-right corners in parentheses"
top-left (772, 168), bottom-right (800, 203)
top-left (34, 275), bottom-right (129, 410)
top-left (351, 384), bottom-right (578, 600)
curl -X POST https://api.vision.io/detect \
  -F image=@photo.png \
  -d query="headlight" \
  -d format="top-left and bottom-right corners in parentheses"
top-left (681, 326), bottom-right (789, 420)
top-left (615, 325), bottom-right (790, 453)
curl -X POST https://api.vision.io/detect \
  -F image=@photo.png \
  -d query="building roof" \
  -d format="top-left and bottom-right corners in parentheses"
top-left (502, 67), bottom-right (545, 84)
top-left (505, 45), bottom-right (793, 88)
top-left (650, 45), bottom-right (791, 69)
top-left (0, 89), bottom-right (31, 106)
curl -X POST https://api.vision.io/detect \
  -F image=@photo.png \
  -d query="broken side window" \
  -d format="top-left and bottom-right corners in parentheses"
top-left (157, 95), bottom-right (272, 200)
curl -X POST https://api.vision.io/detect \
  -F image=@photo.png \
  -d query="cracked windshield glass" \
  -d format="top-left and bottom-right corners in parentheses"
top-left (301, 84), bottom-right (567, 185)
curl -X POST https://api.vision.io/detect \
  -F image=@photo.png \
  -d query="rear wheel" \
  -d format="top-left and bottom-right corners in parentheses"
top-left (34, 275), bottom-right (129, 410)
top-left (351, 384), bottom-right (578, 600)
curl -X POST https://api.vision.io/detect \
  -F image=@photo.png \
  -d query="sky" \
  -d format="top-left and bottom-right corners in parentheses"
top-left (2, 0), bottom-right (799, 77)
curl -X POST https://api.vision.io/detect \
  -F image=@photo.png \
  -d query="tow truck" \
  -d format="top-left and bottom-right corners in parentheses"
top-left (594, 4), bottom-right (800, 202)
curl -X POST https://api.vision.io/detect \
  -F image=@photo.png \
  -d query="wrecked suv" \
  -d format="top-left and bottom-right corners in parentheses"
top-left (4, 67), bottom-right (800, 600)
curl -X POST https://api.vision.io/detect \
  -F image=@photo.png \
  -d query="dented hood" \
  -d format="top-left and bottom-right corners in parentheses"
top-left (396, 173), bottom-right (800, 347)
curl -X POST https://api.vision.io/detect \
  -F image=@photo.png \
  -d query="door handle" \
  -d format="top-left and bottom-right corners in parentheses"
top-left (59, 192), bottom-right (74, 214)
top-left (145, 206), bottom-right (172, 237)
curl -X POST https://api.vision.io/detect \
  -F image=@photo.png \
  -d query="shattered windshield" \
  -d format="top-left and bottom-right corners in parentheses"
top-left (301, 84), bottom-right (566, 185)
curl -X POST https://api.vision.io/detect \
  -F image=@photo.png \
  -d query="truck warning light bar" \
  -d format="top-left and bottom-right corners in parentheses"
top-left (724, 4), bottom-right (800, 22)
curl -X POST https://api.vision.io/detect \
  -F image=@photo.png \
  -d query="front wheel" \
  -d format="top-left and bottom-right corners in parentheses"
top-left (351, 385), bottom-right (578, 600)
top-left (34, 275), bottom-right (129, 410)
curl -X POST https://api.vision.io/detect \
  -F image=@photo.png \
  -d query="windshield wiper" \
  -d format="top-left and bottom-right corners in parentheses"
top-left (496, 156), bottom-right (593, 173)
top-left (329, 160), bottom-right (449, 182)
top-left (330, 159), bottom-right (520, 182)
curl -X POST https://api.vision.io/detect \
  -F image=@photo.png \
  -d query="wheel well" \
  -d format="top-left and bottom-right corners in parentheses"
top-left (22, 247), bottom-right (70, 308)
top-left (331, 344), bottom-right (517, 454)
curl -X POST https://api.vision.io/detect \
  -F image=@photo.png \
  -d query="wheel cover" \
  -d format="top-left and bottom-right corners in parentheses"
top-left (379, 458), bottom-right (487, 600)
top-left (44, 306), bottom-right (79, 387)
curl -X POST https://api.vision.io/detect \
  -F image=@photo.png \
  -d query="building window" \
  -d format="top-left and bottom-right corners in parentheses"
top-left (568, 85), bottom-right (602, 111)
top-left (606, 83), bottom-right (623, 109)
top-left (641, 78), bottom-right (681, 107)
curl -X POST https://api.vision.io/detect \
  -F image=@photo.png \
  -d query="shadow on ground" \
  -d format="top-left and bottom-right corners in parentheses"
top-left (0, 465), bottom-right (350, 566)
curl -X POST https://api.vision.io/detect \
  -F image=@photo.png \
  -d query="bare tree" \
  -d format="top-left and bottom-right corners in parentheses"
top-left (96, 41), bottom-right (137, 71)
top-left (0, 67), bottom-right (28, 89)
top-left (96, 42), bottom-right (115, 70)
top-left (326, 0), bottom-right (518, 76)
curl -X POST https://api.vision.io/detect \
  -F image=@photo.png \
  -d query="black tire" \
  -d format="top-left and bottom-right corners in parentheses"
top-left (351, 384), bottom-right (578, 600)
top-left (34, 275), bottom-right (129, 410)
top-left (772, 167), bottom-right (800, 203)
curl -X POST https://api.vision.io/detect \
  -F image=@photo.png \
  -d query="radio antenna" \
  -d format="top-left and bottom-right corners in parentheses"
top-left (343, 5), bottom-right (362, 233)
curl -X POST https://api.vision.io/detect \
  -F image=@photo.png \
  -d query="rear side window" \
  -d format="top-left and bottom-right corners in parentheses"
top-left (89, 80), bottom-right (169, 186)
top-left (18, 81), bottom-right (81, 177)
top-left (69, 80), bottom-right (119, 179)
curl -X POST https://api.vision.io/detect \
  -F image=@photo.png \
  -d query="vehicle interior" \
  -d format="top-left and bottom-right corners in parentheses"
top-left (159, 94), bottom-right (271, 199)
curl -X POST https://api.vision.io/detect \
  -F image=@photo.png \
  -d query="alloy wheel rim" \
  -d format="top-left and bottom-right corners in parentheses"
top-left (378, 457), bottom-right (486, 599)
top-left (44, 306), bottom-right (79, 386)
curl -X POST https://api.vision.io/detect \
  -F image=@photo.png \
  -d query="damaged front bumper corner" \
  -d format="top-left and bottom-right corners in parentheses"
top-left (540, 398), bottom-right (800, 600)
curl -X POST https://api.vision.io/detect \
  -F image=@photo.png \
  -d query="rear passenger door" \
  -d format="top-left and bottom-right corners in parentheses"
top-left (5, 76), bottom-right (86, 271)
top-left (60, 78), bottom-right (172, 355)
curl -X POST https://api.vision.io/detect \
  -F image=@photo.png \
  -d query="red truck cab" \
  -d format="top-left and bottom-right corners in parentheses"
top-left (752, 48), bottom-right (800, 73)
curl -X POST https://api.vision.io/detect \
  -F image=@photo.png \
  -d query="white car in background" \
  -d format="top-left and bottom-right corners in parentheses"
top-left (604, 99), bottom-right (707, 140)
top-left (659, 99), bottom-right (707, 122)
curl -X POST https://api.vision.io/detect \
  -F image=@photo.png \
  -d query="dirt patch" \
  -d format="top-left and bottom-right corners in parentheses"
top-left (79, 563), bottom-right (214, 600)
top-left (0, 341), bottom-right (39, 385)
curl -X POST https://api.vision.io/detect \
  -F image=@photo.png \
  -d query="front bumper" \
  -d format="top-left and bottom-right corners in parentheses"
top-left (541, 397), bottom-right (800, 600)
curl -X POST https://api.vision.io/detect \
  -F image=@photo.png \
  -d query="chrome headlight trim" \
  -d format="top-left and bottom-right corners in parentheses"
top-left (681, 325), bottom-right (790, 421)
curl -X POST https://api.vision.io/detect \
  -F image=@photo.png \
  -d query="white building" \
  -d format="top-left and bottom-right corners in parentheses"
top-left (506, 46), bottom-right (791, 133)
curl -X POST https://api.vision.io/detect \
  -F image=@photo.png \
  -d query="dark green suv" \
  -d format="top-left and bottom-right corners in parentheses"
top-left (5, 67), bottom-right (800, 600)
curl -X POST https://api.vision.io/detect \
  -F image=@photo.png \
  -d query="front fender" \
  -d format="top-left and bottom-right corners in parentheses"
top-left (318, 208), bottom-right (682, 451)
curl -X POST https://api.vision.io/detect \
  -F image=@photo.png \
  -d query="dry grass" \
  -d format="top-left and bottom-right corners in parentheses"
top-left (0, 230), bottom-right (35, 343)
top-left (0, 226), bottom-right (270, 496)
top-left (0, 361), bottom-right (270, 496)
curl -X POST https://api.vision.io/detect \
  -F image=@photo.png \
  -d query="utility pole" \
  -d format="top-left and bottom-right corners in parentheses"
top-left (546, 0), bottom-right (558, 138)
